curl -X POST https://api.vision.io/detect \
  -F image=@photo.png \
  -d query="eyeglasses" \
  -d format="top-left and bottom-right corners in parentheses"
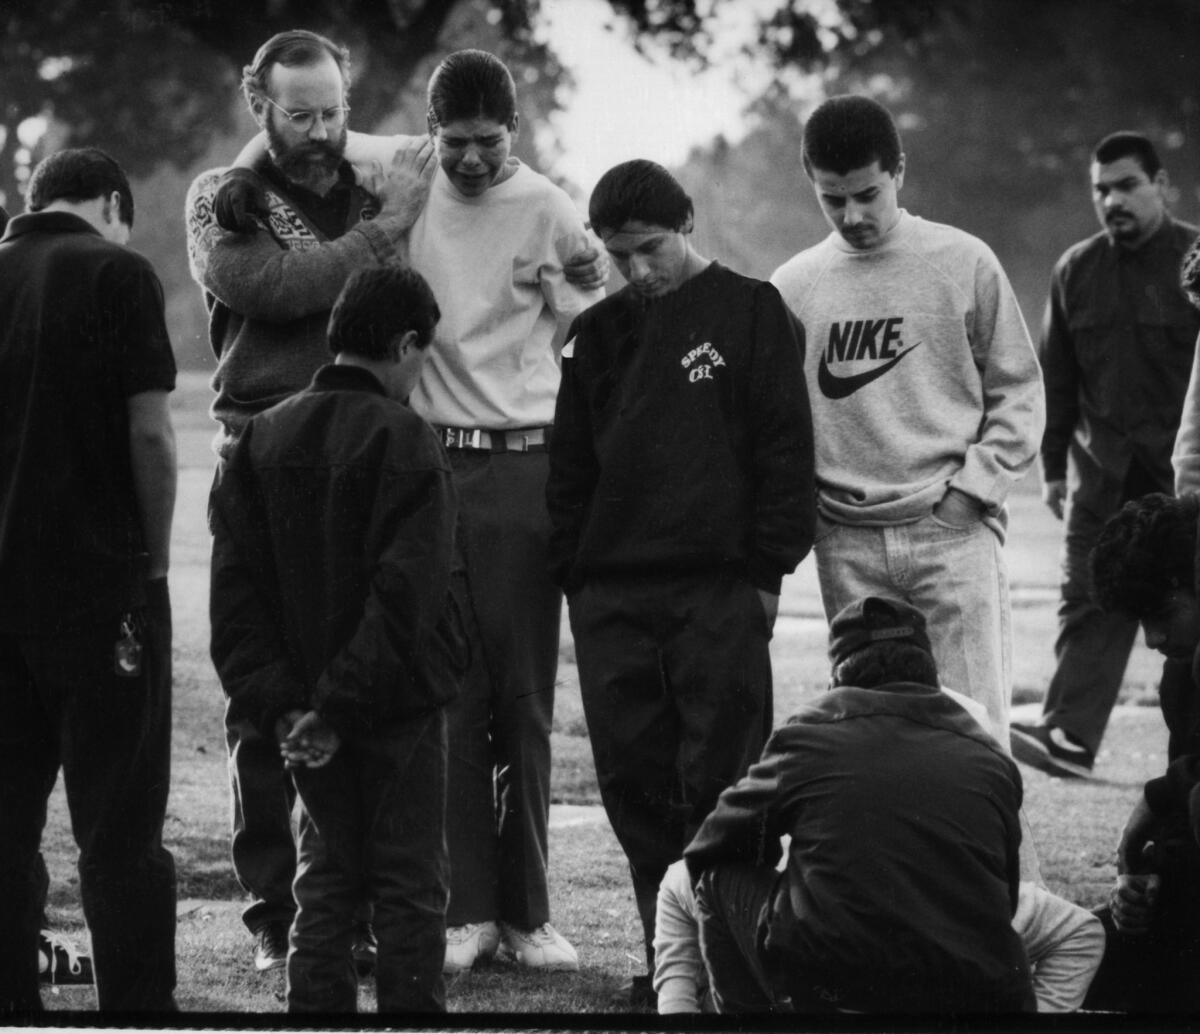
top-left (261, 95), bottom-right (350, 133)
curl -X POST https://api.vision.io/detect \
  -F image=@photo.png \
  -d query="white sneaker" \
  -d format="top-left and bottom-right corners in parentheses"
top-left (499, 921), bottom-right (579, 971)
top-left (443, 921), bottom-right (500, 974)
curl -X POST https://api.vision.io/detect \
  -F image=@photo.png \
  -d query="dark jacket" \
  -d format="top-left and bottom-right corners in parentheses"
top-left (209, 364), bottom-right (463, 740)
top-left (547, 262), bottom-right (815, 595)
top-left (685, 683), bottom-right (1032, 1013)
top-left (1039, 216), bottom-right (1200, 510)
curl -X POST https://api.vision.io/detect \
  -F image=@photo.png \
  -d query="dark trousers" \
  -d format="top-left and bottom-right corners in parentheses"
top-left (568, 571), bottom-right (772, 968)
top-left (225, 712), bottom-right (298, 933)
top-left (288, 710), bottom-right (449, 1014)
top-left (1042, 500), bottom-right (1141, 753)
top-left (1043, 465), bottom-right (1161, 754)
top-left (695, 864), bottom-right (782, 1013)
top-left (212, 462), bottom-right (297, 934)
top-left (444, 451), bottom-right (558, 928)
top-left (0, 583), bottom-right (176, 1013)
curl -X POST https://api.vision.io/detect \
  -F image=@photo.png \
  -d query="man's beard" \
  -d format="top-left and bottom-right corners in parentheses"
top-left (267, 121), bottom-right (347, 192)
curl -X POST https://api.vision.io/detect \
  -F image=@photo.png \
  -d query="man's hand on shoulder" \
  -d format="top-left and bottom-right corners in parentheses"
top-left (1042, 478), bottom-right (1067, 521)
top-left (359, 136), bottom-right (436, 230)
top-left (214, 168), bottom-right (270, 235)
top-left (564, 243), bottom-right (609, 291)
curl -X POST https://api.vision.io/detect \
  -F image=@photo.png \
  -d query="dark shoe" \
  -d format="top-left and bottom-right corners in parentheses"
top-left (1010, 721), bottom-right (1095, 778)
top-left (253, 921), bottom-right (289, 972)
top-left (617, 973), bottom-right (657, 1011)
top-left (352, 924), bottom-right (377, 978)
top-left (38, 930), bottom-right (93, 985)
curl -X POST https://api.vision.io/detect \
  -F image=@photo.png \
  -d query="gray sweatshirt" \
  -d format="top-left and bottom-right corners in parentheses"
top-left (772, 211), bottom-right (1044, 533)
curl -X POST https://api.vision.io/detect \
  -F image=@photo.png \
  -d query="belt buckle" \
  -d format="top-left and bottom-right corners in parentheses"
top-left (444, 427), bottom-right (484, 450)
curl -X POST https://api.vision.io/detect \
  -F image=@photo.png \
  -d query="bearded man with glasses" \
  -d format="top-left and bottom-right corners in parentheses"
top-left (185, 28), bottom-right (440, 976)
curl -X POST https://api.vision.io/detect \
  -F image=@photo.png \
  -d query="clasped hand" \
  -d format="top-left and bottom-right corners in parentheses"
top-left (276, 709), bottom-right (341, 769)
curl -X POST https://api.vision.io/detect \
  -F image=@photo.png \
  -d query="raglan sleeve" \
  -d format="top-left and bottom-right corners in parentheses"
top-left (546, 317), bottom-right (600, 592)
top-left (185, 166), bottom-right (411, 323)
top-left (949, 245), bottom-right (1046, 511)
top-left (537, 191), bottom-right (606, 351)
top-left (746, 282), bottom-right (816, 593)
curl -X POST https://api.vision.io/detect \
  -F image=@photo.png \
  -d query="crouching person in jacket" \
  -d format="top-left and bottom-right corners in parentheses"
top-left (209, 265), bottom-right (464, 1013)
top-left (685, 596), bottom-right (1035, 1014)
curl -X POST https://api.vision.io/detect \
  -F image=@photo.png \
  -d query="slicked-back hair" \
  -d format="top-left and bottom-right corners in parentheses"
top-left (588, 159), bottom-right (693, 237)
top-left (327, 265), bottom-right (441, 360)
top-left (830, 641), bottom-right (939, 690)
top-left (27, 147), bottom-right (134, 227)
top-left (1090, 493), bottom-right (1199, 617)
top-left (242, 29), bottom-right (351, 106)
top-left (802, 94), bottom-right (903, 178)
top-left (1092, 131), bottom-right (1162, 179)
top-left (427, 49), bottom-right (517, 130)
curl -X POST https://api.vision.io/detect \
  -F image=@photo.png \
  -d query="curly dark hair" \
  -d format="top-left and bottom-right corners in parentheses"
top-left (1089, 493), bottom-right (1199, 616)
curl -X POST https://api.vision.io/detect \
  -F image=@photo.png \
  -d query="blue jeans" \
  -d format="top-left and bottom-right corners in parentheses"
top-left (287, 710), bottom-right (448, 1014)
top-left (814, 513), bottom-right (1012, 738)
top-left (0, 583), bottom-right (176, 1013)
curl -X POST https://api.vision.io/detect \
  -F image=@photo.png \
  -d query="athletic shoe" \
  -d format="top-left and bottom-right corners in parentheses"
top-left (38, 930), bottom-right (93, 985)
top-left (253, 921), bottom-right (289, 972)
top-left (499, 921), bottom-right (579, 971)
top-left (444, 921), bottom-right (500, 974)
top-left (1010, 721), bottom-right (1095, 778)
top-left (352, 924), bottom-right (377, 978)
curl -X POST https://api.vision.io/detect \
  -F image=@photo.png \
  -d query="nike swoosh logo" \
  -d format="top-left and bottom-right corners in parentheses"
top-left (817, 342), bottom-right (922, 400)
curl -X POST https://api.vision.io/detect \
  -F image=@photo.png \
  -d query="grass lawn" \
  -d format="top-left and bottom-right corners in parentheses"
top-left (37, 371), bottom-right (1174, 1016)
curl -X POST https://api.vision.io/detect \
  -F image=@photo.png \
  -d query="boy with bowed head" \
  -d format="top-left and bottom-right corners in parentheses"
top-left (209, 265), bottom-right (464, 1013)
top-left (546, 158), bottom-right (815, 1004)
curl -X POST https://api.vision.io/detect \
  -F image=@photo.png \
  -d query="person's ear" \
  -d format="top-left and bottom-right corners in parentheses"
top-left (509, 113), bottom-right (520, 141)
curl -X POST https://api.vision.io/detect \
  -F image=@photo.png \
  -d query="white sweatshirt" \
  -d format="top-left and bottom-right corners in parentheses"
top-left (772, 211), bottom-right (1044, 531)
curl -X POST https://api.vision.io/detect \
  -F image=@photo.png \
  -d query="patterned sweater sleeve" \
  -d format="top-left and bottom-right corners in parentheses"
top-left (184, 167), bottom-right (411, 322)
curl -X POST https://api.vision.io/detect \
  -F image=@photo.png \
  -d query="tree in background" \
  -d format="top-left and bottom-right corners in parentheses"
top-left (5, 0), bottom-right (1197, 363)
top-left (676, 0), bottom-right (1200, 323)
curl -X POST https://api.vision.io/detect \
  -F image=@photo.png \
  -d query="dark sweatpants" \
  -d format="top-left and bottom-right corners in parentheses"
top-left (288, 710), bottom-right (449, 1014)
top-left (0, 583), bottom-right (176, 1013)
top-left (568, 571), bottom-right (772, 968)
top-left (443, 450), bottom-right (559, 929)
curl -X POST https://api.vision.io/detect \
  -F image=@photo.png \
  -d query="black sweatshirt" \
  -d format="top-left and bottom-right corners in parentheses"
top-left (547, 262), bottom-right (815, 594)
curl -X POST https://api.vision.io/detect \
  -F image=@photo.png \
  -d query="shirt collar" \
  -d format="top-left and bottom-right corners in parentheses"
top-left (311, 363), bottom-right (388, 396)
top-left (1, 210), bottom-right (101, 243)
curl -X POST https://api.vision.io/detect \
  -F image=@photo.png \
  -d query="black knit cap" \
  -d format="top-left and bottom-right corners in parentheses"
top-left (828, 596), bottom-right (933, 666)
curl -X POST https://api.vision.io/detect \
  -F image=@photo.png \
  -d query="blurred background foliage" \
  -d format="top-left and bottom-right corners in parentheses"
top-left (3, 0), bottom-right (1199, 367)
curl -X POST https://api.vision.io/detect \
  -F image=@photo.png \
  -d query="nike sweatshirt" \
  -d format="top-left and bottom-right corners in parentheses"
top-left (771, 211), bottom-right (1044, 531)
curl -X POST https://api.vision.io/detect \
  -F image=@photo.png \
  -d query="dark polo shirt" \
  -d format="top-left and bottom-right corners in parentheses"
top-left (0, 211), bottom-right (176, 633)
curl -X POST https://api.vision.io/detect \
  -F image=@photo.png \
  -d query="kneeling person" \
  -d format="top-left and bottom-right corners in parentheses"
top-left (685, 596), bottom-right (1034, 1013)
top-left (546, 159), bottom-right (816, 995)
top-left (209, 266), bottom-right (463, 1013)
